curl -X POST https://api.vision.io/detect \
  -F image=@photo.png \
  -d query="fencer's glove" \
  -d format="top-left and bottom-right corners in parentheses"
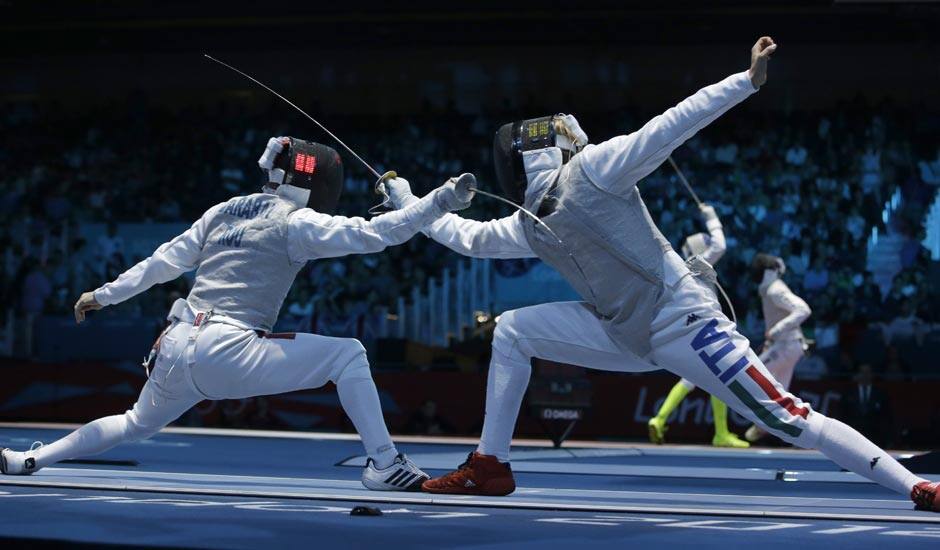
top-left (699, 203), bottom-right (719, 223)
top-left (381, 177), bottom-right (419, 209)
top-left (432, 173), bottom-right (476, 212)
top-left (555, 114), bottom-right (589, 151)
top-left (258, 137), bottom-right (288, 184)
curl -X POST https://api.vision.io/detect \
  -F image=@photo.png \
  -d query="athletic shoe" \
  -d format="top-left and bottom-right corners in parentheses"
top-left (712, 432), bottom-right (751, 448)
top-left (361, 453), bottom-right (428, 492)
top-left (0, 442), bottom-right (43, 475)
top-left (648, 417), bottom-right (667, 445)
top-left (745, 425), bottom-right (767, 443)
top-left (911, 481), bottom-right (940, 512)
top-left (422, 451), bottom-right (515, 496)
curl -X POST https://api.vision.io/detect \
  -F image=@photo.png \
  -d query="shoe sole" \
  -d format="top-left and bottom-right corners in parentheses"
top-left (362, 472), bottom-right (429, 492)
top-left (0, 448), bottom-right (6, 474)
top-left (421, 479), bottom-right (515, 497)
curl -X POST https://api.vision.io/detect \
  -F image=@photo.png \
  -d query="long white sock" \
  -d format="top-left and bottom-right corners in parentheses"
top-left (817, 416), bottom-right (924, 496)
top-left (477, 348), bottom-right (532, 462)
top-left (34, 415), bottom-right (129, 469)
top-left (336, 367), bottom-right (397, 469)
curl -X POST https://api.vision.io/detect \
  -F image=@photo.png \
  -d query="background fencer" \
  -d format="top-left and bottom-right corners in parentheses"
top-left (381, 37), bottom-right (939, 512)
top-left (647, 203), bottom-right (750, 449)
top-left (744, 253), bottom-right (813, 443)
top-left (1, 136), bottom-right (475, 493)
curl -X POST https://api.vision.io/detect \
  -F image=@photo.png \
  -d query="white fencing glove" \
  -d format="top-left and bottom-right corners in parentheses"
top-left (258, 137), bottom-right (288, 184)
top-left (383, 177), bottom-right (419, 209)
top-left (699, 203), bottom-right (719, 223)
top-left (555, 114), bottom-right (589, 152)
top-left (432, 173), bottom-right (476, 212)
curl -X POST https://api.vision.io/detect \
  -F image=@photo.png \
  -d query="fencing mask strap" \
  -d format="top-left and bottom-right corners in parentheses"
top-left (258, 137), bottom-right (344, 213)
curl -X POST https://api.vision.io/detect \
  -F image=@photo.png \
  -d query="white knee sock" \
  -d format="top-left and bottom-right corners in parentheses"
top-left (34, 414), bottom-right (130, 469)
top-left (336, 365), bottom-right (397, 470)
top-left (817, 416), bottom-right (924, 496)
top-left (477, 348), bottom-right (532, 462)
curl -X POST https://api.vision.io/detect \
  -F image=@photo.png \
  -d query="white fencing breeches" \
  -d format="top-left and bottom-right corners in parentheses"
top-left (32, 321), bottom-right (397, 469)
top-left (480, 278), bottom-right (825, 457)
top-left (477, 275), bottom-right (923, 495)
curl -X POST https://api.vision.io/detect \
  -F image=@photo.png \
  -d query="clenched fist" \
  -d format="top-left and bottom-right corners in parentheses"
top-left (748, 36), bottom-right (777, 88)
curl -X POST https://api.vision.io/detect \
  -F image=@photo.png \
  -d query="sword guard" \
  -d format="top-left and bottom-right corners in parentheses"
top-left (374, 170), bottom-right (398, 192)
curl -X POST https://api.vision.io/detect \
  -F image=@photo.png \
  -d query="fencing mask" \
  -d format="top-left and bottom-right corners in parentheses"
top-left (750, 253), bottom-right (786, 284)
top-left (681, 233), bottom-right (712, 260)
top-left (258, 137), bottom-right (344, 213)
top-left (493, 114), bottom-right (588, 203)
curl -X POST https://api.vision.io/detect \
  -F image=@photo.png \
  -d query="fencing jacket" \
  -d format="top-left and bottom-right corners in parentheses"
top-left (419, 71), bottom-right (757, 356)
top-left (759, 273), bottom-right (812, 342)
top-left (94, 188), bottom-right (450, 332)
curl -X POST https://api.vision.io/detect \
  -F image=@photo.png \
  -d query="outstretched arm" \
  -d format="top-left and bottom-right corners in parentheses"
top-left (580, 37), bottom-right (776, 196)
top-left (766, 281), bottom-right (812, 339)
top-left (75, 203), bottom-right (224, 322)
top-left (382, 176), bottom-right (536, 259)
top-left (423, 211), bottom-right (536, 259)
top-left (288, 176), bottom-right (473, 261)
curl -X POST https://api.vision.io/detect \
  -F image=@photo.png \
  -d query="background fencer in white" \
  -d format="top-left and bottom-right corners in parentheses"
top-left (745, 253), bottom-right (812, 442)
top-left (673, 202), bottom-right (727, 393)
top-left (0, 138), bottom-right (474, 492)
top-left (389, 39), bottom-right (928, 499)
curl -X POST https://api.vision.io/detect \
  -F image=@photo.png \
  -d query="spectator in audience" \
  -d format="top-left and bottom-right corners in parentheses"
top-left (841, 363), bottom-right (893, 447)
top-left (404, 400), bottom-right (455, 436)
top-left (881, 299), bottom-right (926, 346)
top-left (794, 347), bottom-right (828, 381)
top-left (803, 257), bottom-right (830, 293)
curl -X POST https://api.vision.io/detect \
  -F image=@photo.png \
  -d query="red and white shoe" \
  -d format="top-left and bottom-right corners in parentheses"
top-left (421, 451), bottom-right (516, 496)
top-left (911, 481), bottom-right (940, 512)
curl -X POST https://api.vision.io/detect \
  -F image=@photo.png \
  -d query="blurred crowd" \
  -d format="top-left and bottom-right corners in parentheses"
top-left (1, 94), bottom-right (938, 380)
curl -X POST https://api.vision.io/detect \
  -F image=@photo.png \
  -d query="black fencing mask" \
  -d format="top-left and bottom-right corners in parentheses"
top-left (266, 137), bottom-right (344, 213)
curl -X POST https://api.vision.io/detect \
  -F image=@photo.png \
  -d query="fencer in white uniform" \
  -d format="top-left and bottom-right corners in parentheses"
top-left (745, 253), bottom-right (812, 442)
top-left (386, 38), bottom-right (935, 507)
top-left (0, 136), bottom-right (475, 492)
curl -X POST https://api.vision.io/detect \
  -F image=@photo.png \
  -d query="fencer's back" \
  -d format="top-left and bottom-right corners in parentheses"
top-left (187, 193), bottom-right (305, 331)
top-left (520, 154), bottom-right (674, 356)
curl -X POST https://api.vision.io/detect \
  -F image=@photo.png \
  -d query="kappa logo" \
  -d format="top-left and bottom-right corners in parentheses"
top-left (871, 456), bottom-right (880, 470)
top-left (24, 457), bottom-right (35, 471)
top-left (685, 313), bottom-right (701, 326)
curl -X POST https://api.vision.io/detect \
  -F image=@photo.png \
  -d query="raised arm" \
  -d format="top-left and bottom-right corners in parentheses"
top-left (698, 204), bottom-right (727, 266)
top-left (579, 37), bottom-right (775, 196)
top-left (74, 203), bottom-right (224, 322)
top-left (288, 175), bottom-right (472, 261)
top-left (766, 281), bottom-right (812, 339)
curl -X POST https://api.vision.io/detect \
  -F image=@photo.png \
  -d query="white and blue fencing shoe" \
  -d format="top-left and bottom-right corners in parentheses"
top-left (361, 453), bottom-right (429, 492)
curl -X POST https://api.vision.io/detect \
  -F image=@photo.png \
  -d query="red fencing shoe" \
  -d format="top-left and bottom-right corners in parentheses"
top-left (911, 481), bottom-right (939, 512)
top-left (422, 451), bottom-right (515, 496)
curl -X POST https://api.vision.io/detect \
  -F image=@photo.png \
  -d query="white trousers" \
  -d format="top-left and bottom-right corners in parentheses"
top-left (481, 275), bottom-right (825, 458)
top-left (32, 320), bottom-right (397, 469)
top-left (759, 339), bottom-right (804, 390)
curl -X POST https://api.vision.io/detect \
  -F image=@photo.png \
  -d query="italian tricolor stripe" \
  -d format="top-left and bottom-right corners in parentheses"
top-left (745, 366), bottom-right (809, 419)
top-left (729, 381), bottom-right (803, 438)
